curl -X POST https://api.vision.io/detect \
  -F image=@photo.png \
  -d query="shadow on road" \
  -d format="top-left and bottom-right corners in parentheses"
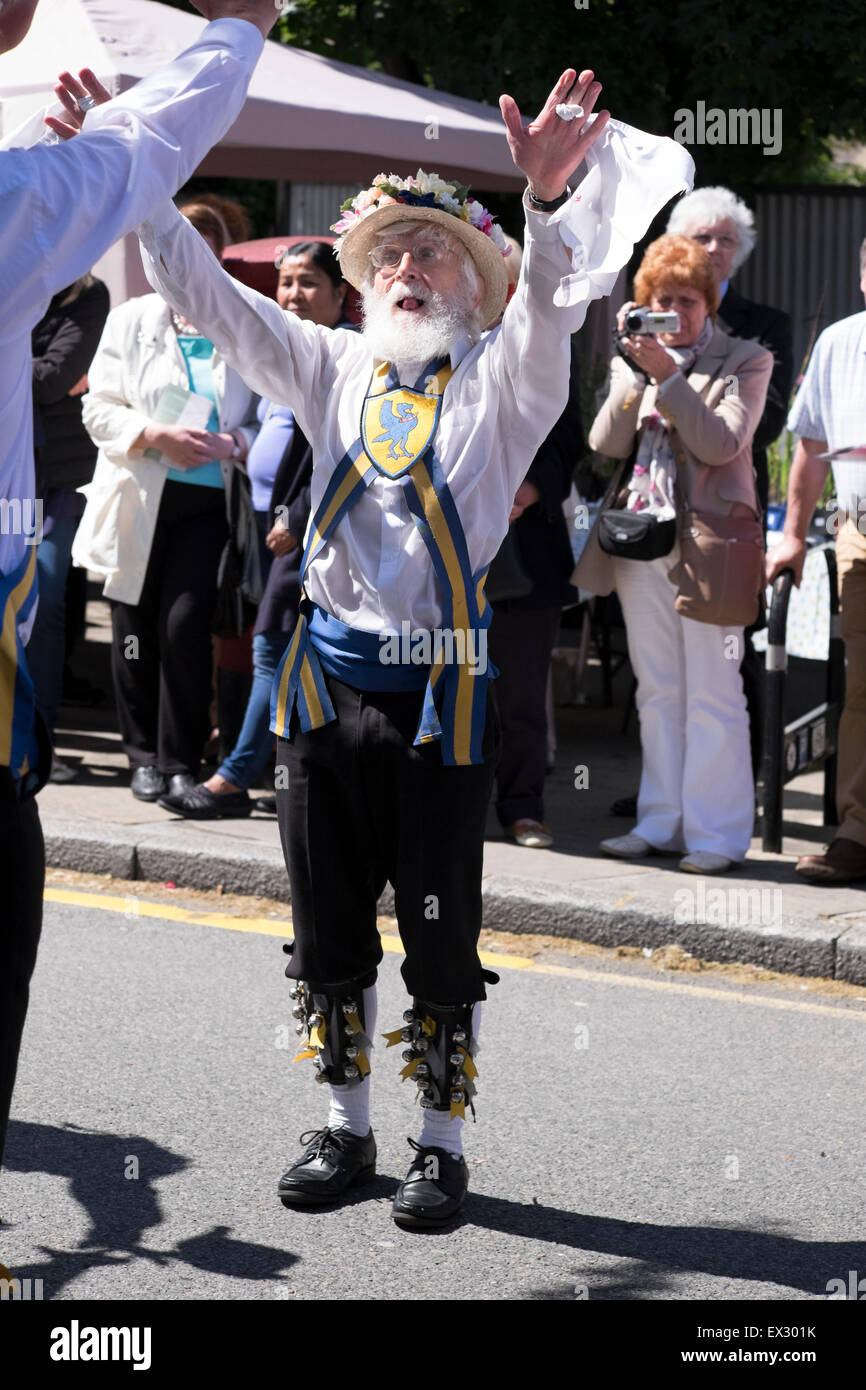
top-left (461, 1194), bottom-right (866, 1298)
top-left (3, 1120), bottom-right (297, 1297)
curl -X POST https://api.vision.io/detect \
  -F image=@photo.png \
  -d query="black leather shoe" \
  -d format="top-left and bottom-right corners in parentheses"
top-left (167, 773), bottom-right (196, 798)
top-left (130, 766), bottom-right (167, 802)
top-left (159, 782), bottom-right (252, 819)
top-left (392, 1139), bottom-right (468, 1229)
top-left (253, 795), bottom-right (277, 814)
top-left (611, 793), bottom-right (638, 818)
top-left (278, 1127), bottom-right (376, 1207)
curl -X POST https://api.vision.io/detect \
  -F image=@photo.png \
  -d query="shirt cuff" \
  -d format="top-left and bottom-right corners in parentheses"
top-left (200, 17), bottom-right (266, 61)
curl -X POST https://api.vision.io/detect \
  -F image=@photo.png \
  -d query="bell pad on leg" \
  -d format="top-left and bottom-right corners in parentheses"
top-left (383, 1000), bottom-right (477, 1118)
top-left (289, 981), bottom-right (372, 1087)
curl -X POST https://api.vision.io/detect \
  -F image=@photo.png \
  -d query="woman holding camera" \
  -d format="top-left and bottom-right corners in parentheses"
top-left (576, 235), bottom-right (772, 873)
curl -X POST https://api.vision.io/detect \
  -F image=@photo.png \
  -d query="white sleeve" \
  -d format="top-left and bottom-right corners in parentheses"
top-left (0, 18), bottom-right (263, 334)
top-left (138, 200), bottom-right (357, 442)
top-left (485, 119), bottom-right (695, 458)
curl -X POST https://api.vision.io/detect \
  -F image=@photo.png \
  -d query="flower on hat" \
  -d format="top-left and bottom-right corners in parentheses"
top-left (332, 169), bottom-right (509, 257)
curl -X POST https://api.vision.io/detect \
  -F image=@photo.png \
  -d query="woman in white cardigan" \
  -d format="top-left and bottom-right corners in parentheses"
top-left (75, 204), bottom-right (259, 802)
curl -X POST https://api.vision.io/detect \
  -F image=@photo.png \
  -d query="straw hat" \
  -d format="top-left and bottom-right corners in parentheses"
top-left (333, 171), bottom-right (510, 328)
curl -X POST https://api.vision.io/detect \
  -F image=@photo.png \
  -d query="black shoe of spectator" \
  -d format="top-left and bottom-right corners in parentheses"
top-left (131, 767), bottom-right (167, 802)
top-left (611, 793), bottom-right (638, 818)
top-left (166, 773), bottom-right (196, 799)
top-left (253, 795), bottom-right (277, 815)
top-left (159, 783), bottom-right (252, 819)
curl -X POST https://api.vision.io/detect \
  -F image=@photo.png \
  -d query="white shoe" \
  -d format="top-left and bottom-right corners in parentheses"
top-left (49, 756), bottom-right (78, 784)
top-left (678, 851), bottom-right (734, 874)
top-left (600, 833), bottom-right (656, 859)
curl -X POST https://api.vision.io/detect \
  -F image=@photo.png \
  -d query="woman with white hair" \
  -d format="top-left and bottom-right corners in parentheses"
top-left (666, 187), bottom-right (793, 518)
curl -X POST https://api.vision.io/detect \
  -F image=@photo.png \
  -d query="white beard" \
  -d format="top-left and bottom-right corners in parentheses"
top-left (361, 281), bottom-right (476, 373)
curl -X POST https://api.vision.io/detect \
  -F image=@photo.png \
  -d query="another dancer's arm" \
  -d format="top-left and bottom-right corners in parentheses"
top-left (1, 4), bottom-right (273, 326)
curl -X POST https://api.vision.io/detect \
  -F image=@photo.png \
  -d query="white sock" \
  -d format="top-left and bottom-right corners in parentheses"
top-left (417, 1002), bottom-right (481, 1159)
top-left (327, 985), bottom-right (377, 1137)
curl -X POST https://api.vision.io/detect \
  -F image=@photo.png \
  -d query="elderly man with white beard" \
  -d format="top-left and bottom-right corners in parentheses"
top-left (42, 60), bottom-right (693, 1226)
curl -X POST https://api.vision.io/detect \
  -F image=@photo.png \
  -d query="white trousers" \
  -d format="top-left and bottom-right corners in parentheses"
top-left (614, 550), bottom-right (754, 860)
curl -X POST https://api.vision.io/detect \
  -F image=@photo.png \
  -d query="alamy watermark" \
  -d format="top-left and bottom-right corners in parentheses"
top-left (379, 621), bottom-right (488, 676)
top-left (673, 102), bottom-right (782, 157)
top-left (673, 879), bottom-right (783, 928)
top-left (0, 497), bottom-right (43, 545)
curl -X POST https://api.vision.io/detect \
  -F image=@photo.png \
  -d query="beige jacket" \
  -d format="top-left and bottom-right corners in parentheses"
top-left (575, 326), bottom-right (773, 596)
top-left (73, 294), bottom-right (258, 606)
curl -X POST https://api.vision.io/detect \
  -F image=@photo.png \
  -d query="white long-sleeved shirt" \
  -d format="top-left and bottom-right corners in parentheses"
top-left (138, 123), bottom-right (691, 633)
top-left (0, 16), bottom-right (263, 613)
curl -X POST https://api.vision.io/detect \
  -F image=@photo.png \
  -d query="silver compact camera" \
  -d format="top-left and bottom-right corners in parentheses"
top-left (624, 308), bottom-right (680, 334)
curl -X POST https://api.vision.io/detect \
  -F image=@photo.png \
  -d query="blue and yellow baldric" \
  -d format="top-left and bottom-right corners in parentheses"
top-left (0, 546), bottom-right (40, 784)
top-left (270, 357), bottom-right (493, 766)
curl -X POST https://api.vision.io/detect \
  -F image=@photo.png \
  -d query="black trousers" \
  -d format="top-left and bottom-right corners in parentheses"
top-left (0, 774), bottom-right (44, 1169)
top-left (276, 674), bottom-right (500, 1003)
top-left (110, 480), bottom-right (226, 776)
top-left (488, 604), bottom-right (560, 826)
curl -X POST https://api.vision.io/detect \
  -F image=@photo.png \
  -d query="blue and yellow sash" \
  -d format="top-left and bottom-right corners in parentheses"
top-left (270, 358), bottom-right (493, 766)
top-left (0, 546), bottom-right (40, 781)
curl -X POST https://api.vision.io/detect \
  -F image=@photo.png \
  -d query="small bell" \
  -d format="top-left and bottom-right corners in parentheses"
top-left (308, 1013), bottom-right (324, 1029)
top-left (415, 1062), bottom-right (429, 1077)
top-left (345, 1045), bottom-right (359, 1060)
top-left (414, 1037), bottom-right (429, 1054)
top-left (314, 1071), bottom-right (329, 1084)
top-left (344, 1063), bottom-right (359, 1080)
top-left (344, 1026), bottom-right (355, 1038)
top-left (449, 1052), bottom-right (463, 1066)
top-left (292, 1004), bottom-right (305, 1020)
top-left (401, 1027), bottom-right (414, 1043)
top-left (453, 1028), bottom-right (467, 1045)
top-left (294, 1023), bottom-right (306, 1037)
top-left (342, 1000), bottom-right (357, 1017)
top-left (402, 1009), bottom-right (416, 1024)
top-left (401, 1048), bottom-right (416, 1063)
top-left (288, 986), bottom-right (301, 1000)
top-left (419, 1098), bottom-right (435, 1109)
top-left (450, 1088), bottom-right (464, 1104)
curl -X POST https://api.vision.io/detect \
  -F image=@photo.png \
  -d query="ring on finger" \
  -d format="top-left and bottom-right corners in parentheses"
top-left (76, 94), bottom-right (97, 113)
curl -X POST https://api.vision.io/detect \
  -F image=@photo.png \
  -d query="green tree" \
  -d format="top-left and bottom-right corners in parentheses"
top-left (158, 0), bottom-right (864, 184)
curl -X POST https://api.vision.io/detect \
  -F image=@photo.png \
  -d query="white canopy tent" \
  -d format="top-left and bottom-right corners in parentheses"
top-left (0, 0), bottom-right (526, 186)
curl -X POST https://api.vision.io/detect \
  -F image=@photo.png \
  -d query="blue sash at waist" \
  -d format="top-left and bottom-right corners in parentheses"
top-left (308, 604), bottom-right (429, 692)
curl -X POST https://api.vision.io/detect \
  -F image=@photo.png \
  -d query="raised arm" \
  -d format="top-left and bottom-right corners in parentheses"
top-left (137, 201), bottom-right (360, 442)
top-left (1, 14), bottom-right (266, 329)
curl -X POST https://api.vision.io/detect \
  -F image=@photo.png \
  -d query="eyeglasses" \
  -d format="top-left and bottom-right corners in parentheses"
top-left (692, 232), bottom-right (738, 250)
top-left (369, 240), bottom-right (452, 270)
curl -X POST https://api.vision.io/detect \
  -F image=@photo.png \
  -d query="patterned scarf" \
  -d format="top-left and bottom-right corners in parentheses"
top-left (626, 317), bottom-right (714, 518)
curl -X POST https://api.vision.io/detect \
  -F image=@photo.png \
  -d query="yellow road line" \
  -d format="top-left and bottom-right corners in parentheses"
top-left (44, 887), bottom-right (866, 1021)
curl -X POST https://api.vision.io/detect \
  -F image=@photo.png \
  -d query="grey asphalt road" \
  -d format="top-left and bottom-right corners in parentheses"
top-left (2, 893), bottom-right (865, 1302)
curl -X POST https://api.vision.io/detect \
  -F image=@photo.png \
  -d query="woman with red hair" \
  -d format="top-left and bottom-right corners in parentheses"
top-left (576, 234), bottom-right (772, 874)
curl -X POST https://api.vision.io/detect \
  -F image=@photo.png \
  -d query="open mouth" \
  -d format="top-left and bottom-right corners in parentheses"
top-left (396, 296), bottom-right (425, 312)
